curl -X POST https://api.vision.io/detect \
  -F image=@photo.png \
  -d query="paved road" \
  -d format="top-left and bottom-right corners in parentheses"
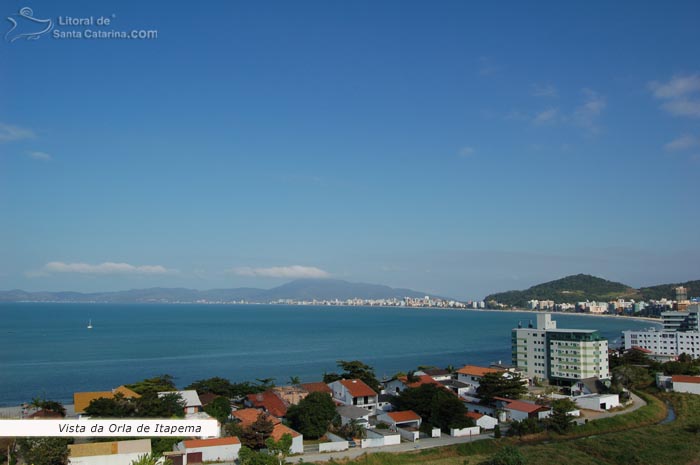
top-left (289, 431), bottom-right (495, 463)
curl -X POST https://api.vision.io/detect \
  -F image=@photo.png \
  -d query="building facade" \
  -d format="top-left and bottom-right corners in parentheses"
top-left (512, 313), bottom-right (610, 384)
top-left (623, 304), bottom-right (700, 358)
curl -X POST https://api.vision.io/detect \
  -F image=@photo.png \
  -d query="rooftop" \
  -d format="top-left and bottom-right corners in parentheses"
top-left (387, 410), bottom-right (421, 423)
top-left (338, 379), bottom-right (377, 397)
top-left (456, 365), bottom-right (503, 377)
top-left (183, 437), bottom-right (240, 448)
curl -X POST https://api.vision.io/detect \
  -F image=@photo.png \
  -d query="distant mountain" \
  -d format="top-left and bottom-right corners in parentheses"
top-left (0, 279), bottom-right (440, 304)
top-left (484, 274), bottom-right (639, 307)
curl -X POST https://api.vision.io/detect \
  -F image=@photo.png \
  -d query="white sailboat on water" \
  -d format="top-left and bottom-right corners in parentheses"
top-left (87, 319), bottom-right (93, 329)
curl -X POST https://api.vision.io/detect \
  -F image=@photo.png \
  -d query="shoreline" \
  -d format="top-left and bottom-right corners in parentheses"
top-left (462, 307), bottom-right (662, 325)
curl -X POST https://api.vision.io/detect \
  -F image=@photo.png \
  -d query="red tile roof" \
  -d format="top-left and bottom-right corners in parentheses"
top-left (466, 412), bottom-right (484, 420)
top-left (399, 375), bottom-right (441, 389)
top-left (271, 423), bottom-right (301, 440)
top-left (232, 408), bottom-right (281, 427)
top-left (301, 382), bottom-right (332, 394)
top-left (247, 390), bottom-right (288, 417)
top-left (672, 375), bottom-right (700, 384)
top-left (503, 400), bottom-right (548, 414)
top-left (456, 365), bottom-right (503, 377)
top-left (28, 409), bottom-right (63, 419)
top-left (183, 437), bottom-right (240, 448)
top-left (387, 410), bottom-right (421, 423)
top-left (339, 379), bottom-right (377, 397)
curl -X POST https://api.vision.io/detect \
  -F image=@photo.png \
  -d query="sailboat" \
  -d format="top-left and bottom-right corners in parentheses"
top-left (87, 319), bottom-right (93, 329)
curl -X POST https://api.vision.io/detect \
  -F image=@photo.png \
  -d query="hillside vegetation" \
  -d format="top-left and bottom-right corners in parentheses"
top-left (484, 274), bottom-right (639, 308)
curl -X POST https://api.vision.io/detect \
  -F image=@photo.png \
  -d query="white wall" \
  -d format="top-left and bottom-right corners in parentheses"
top-left (449, 426), bottom-right (480, 437)
top-left (430, 427), bottom-right (441, 438)
top-left (69, 452), bottom-right (145, 465)
top-left (575, 394), bottom-right (620, 411)
top-left (319, 433), bottom-right (348, 453)
top-left (290, 435), bottom-right (304, 455)
top-left (673, 381), bottom-right (700, 395)
top-left (475, 415), bottom-right (499, 430)
top-left (398, 428), bottom-right (419, 442)
top-left (186, 443), bottom-right (240, 462)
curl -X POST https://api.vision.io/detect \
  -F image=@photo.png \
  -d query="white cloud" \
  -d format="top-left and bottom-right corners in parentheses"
top-left (27, 151), bottom-right (52, 161)
top-left (661, 99), bottom-right (700, 118)
top-left (38, 261), bottom-right (172, 275)
top-left (649, 74), bottom-right (700, 99)
top-left (532, 84), bottom-right (558, 98)
top-left (573, 88), bottom-right (606, 130)
top-left (0, 123), bottom-right (34, 142)
top-left (533, 108), bottom-right (559, 125)
top-left (459, 146), bottom-right (475, 157)
top-left (231, 265), bottom-right (330, 278)
top-left (649, 74), bottom-right (700, 118)
top-left (664, 135), bottom-right (698, 151)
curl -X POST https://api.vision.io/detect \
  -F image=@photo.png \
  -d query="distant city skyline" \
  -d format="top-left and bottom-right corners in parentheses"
top-left (2, 1), bottom-right (699, 300)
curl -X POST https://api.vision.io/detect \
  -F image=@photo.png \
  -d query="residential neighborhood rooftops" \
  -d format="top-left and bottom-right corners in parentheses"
top-left (158, 390), bottom-right (202, 408)
top-left (339, 379), bottom-right (377, 397)
top-left (337, 405), bottom-right (371, 419)
top-left (183, 437), bottom-right (240, 448)
top-left (233, 408), bottom-right (280, 427)
top-left (672, 375), bottom-right (700, 384)
top-left (456, 365), bottom-right (503, 377)
top-left (301, 382), bottom-right (332, 394)
top-left (387, 410), bottom-right (421, 423)
top-left (503, 400), bottom-right (548, 414)
top-left (246, 390), bottom-right (288, 417)
top-left (420, 368), bottom-right (450, 376)
top-left (73, 386), bottom-right (141, 414)
top-left (272, 423), bottom-right (301, 439)
top-left (398, 375), bottom-right (441, 388)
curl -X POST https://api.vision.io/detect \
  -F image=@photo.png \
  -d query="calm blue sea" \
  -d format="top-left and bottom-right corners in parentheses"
top-left (0, 303), bottom-right (659, 406)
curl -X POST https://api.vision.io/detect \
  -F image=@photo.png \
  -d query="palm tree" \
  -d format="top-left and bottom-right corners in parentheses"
top-left (289, 376), bottom-right (301, 385)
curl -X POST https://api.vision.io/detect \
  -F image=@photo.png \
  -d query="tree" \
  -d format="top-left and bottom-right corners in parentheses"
top-left (136, 393), bottom-right (185, 418)
top-left (286, 391), bottom-right (337, 439)
top-left (17, 438), bottom-right (69, 465)
top-left (239, 413), bottom-right (275, 449)
top-left (335, 360), bottom-right (381, 392)
top-left (84, 394), bottom-right (135, 418)
top-left (40, 400), bottom-right (67, 417)
top-left (507, 418), bottom-right (542, 437)
top-left (390, 384), bottom-right (472, 432)
top-left (265, 433), bottom-right (292, 465)
top-left (238, 447), bottom-right (277, 465)
top-left (546, 398), bottom-right (577, 434)
top-left (127, 375), bottom-right (177, 395)
top-left (481, 446), bottom-right (527, 465)
top-left (476, 372), bottom-right (527, 404)
top-left (289, 376), bottom-right (301, 385)
top-left (612, 365), bottom-right (652, 389)
top-left (255, 378), bottom-right (276, 390)
top-left (337, 419), bottom-right (367, 439)
top-left (185, 377), bottom-right (238, 396)
top-left (130, 454), bottom-right (172, 465)
top-left (494, 424), bottom-right (501, 438)
top-left (204, 396), bottom-right (232, 423)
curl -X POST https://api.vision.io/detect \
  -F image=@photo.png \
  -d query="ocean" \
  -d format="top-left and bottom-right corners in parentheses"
top-left (0, 303), bottom-right (658, 406)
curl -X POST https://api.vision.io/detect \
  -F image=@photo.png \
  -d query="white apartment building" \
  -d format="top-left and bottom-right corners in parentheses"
top-left (623, 304), bottom-right (700, 358)
top-left (512, 313), bottom-right (610, 385)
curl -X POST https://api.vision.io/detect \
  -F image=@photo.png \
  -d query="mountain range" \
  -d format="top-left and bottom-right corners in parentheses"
top-left (485, 274), bottom-right (700, 308)
top-left (0, 279), bottom-right (440, 303)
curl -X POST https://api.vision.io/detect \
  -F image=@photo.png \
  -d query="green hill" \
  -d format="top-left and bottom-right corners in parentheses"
top-left (484, 274), bottom-right (639, 308)
top-left (638, 280), bottom-right (700, 301)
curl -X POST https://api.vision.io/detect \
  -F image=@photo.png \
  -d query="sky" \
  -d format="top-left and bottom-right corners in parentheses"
top-left (1, 0), bottom-right (699, 300)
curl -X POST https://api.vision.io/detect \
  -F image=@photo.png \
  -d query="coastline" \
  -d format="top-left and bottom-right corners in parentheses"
top-left (462, 307), bottom-right (662, 325)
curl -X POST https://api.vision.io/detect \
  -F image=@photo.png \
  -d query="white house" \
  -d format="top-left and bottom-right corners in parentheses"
top-left (499, 399), bottom-right (551, 422)
top-left (574, 394), bottom-right (620, 411)
top-left (158, 390), bottom-right (202, 415)
top-left (466, 412), bottom-right (498, 430)
top-left (174, 437), bottom-right (241, 463)
top-left (456, 365), bottom-right (506, 394)
top-left (328, 379), bottom-right (378, 412)
top-left (415, 368), bottom-right (453, 382)
top-left (68, 439), bottom-right (151, 465)
top-left (672, 375), bottom-right (700, 394)
top-left (377, 410), bottom-right (422, 429)
top-left (337, 405), bottom-right (371, 428)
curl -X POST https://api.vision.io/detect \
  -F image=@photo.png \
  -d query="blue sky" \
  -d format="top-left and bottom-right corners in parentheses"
top-left (1, 0), bottom-right (699, 299)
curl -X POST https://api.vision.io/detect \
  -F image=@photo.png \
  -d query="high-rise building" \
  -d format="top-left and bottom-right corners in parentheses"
top-left (623, 303), bottom-right (700, 358)
top-left (512, 313), bottom-right (610, 385)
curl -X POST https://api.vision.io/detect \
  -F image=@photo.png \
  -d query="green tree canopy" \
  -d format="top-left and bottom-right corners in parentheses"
top-left (185, 377), bottom-right (238, 396)
top-left (480, 445), bottom-right (527, 465)
top-left (612, 365), bottom-right (653, 389)
top-left (126, 375), bottom-right (177, 395)
top-left (238, 446), bottom-right (278, 465)
top-left (476, 372), bottom-right (528, 404)
top-left (17, 438), bottom-right (69, 465)
top-left (390, 384), bottom-right (472, 432)
top-left (546, 398), bottom-right (577, 434)
top-left (328, 360), bottom-right (381, 392)
top-left (204, 396), bottom-right (232, 423)
top-left (239, 413), bottom-right (275, 449)
top-left (84, 394), bottom-right (135, 418)
top-left (265, 433), bottom-right (292, 465)
top-left (286, 391), bottom-right (337, 439)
